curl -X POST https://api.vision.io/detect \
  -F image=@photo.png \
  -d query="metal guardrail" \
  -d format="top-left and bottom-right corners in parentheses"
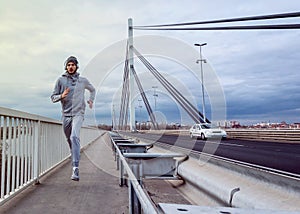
top-left (124, 133), bottom-right (300, 213)
top-left (138, 129), bottom-right (300, 142)
top-left (225, 129), bottom-right (300, 141)
top-left (109, 132), bottom-right (158, 214)
top-left (0, 106), bottom-right (100, 205)
top-left (109, 132), bottom-right (187, 214)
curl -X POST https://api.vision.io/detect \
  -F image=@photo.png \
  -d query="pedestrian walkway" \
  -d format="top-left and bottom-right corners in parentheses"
top-left (0, 134), bottom-right (129, 214)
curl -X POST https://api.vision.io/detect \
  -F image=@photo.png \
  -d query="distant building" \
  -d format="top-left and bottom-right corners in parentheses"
top-left (291, 123), bottom-right (300, 129)
top-left (230, 121), bottom-right (241, 128)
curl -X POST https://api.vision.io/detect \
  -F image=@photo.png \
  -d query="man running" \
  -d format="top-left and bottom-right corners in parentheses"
top-left (51, 56), bottom-right (95, 181)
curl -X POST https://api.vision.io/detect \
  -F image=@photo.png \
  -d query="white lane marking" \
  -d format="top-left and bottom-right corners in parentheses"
top-left (203, 140), bottom-right (245, 147)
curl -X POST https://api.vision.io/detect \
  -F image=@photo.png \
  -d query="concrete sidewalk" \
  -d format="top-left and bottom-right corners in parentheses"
top-left (0, 134), bottom-right (128, 214)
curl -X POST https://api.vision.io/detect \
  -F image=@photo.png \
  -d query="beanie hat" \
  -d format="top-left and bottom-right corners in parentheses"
top-left (65, 56), bottom-right (79, 70)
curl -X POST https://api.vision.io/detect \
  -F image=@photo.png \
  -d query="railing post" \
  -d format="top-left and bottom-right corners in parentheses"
top-left (129, 163), bottom-right (142, 214)
top-left (0, 116), bottom-right (6, 198)
top-left (33, 120), bottom-right (41, 184)
top-left (119, 158), bottom-right (124, 186)
top-left (6, 117), bottom-right (12, 196)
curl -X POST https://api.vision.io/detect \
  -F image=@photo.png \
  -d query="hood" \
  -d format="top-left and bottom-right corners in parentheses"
top-left (62, 72), bottom-right (80, 86)
top-left (62, 72), bottom-right (80, 79)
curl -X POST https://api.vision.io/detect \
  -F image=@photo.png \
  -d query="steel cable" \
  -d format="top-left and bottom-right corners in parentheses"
top-left (134, 11), bottom-right (300, 29)
top-left (131, 67), bottom-right (158, 129)
top-left (133, 23), bottom-right (300, 31)
top-left (133, 47), bottom-right (210, 123)
top-left (119, 42), bottom-right (130, 129)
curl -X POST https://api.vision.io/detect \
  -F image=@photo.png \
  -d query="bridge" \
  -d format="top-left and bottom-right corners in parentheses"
top-left (1, 13), bottom-right (300, 214)
top-left (1, 106), bottom-right (300, 213)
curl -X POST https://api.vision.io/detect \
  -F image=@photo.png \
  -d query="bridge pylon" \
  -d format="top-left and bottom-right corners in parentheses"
top-left (128, 18), bottom-right (136, 132)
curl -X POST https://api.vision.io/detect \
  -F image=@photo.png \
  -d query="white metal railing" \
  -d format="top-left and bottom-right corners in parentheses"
top-left (0, 107), bottom-right (100, 205)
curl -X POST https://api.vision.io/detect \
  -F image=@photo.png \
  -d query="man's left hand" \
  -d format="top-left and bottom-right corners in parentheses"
top-left (87, 100), bottom-right (93, 109)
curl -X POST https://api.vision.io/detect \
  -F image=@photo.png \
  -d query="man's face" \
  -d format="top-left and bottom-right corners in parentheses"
top-left (66, 62), bottom-right (77, 74)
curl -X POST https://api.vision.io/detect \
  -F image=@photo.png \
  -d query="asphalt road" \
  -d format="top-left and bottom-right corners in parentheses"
top-left (121, 132), bottom-right (300, 175)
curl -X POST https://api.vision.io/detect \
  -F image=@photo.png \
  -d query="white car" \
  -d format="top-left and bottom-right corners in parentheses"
top-left (189, 123), bottom-right (227, 140)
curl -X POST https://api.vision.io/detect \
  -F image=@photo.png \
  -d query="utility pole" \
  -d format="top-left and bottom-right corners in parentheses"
top-left (128, 18), bottom-right (136, 131)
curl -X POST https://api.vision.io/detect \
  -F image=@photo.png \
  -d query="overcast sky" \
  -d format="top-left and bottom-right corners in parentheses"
top-left (1, 0), bottom-right (300, 126)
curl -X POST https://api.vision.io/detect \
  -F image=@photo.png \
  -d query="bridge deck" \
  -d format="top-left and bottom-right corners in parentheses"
top-left (0, 136), bottom-right (129, 214)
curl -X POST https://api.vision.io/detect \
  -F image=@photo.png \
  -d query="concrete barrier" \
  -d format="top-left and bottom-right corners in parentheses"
top-left (116, 131), bottom-right (300, 213)
top-left (147, 145), bottom-right (300, 212)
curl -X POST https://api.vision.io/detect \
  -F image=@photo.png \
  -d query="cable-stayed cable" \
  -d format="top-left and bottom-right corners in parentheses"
top-left (134, 50), bottom-right (204, 123)
top-left (133, 47), bottom-right (210, 124)
top-left (134, 11), bottom-right (300, 28)
top-left (132, 67), bottom-right (158, 130)
top-left (134, 23), bottom-right (300, 31)
top-left (119, 65), bottom-right (129, 129)
top-left (119, 42), bottom-right (158, 130)
top-left (119, 42), bottom-right (130, 130)
top-left (134, 52), bottom-right (201, 122)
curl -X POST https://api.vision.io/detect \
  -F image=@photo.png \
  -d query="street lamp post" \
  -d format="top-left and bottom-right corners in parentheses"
top-left (152, 86), bottom-right (158, 112)
top-left (138, 99), bottom-right (142, 114)
top-left (194, 43), bottom-right (207, 123)
top-left (138, 99), bottom-right (142, 130)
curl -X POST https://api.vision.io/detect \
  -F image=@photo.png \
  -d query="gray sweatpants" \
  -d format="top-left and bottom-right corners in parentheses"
top-left (62, 115), bottom-right (84, 167)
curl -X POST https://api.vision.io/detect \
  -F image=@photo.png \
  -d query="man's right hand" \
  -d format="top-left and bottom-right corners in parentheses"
top-left (61, 88), bottom-right (70, 99)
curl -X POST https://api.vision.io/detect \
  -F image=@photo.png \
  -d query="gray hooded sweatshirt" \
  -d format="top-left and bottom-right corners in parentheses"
top-left (51, 72), bottom-right (95, 116)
